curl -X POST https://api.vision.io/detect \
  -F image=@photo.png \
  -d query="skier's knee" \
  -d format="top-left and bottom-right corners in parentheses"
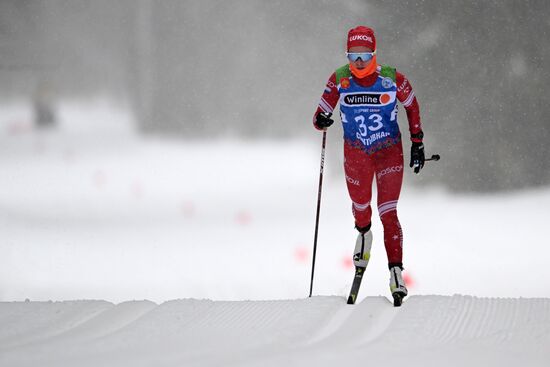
top-left (355, 222), bottom-right (371, 234)
top-left (379, 209), bottom-right (399, 226)
top-left (378, 201), bottom-right (398, 221)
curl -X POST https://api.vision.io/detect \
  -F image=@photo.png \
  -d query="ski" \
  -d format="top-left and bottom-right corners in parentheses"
top-left (347, 266), bottom-right (365, 304)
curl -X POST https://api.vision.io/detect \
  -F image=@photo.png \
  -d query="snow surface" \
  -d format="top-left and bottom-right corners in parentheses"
top-left (1, 296), bottom-right (549, 366)
top-left (1, 101), bottom-right (550, 366)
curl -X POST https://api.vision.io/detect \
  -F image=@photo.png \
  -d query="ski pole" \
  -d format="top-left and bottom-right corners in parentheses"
top-left (309, 130), bottom-right (327, 298)
top-left (425, 154), bottom-right (440, 162)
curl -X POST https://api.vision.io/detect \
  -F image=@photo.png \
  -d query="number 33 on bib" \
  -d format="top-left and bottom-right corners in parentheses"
top-left (338, 74), bottom-right (400, 153)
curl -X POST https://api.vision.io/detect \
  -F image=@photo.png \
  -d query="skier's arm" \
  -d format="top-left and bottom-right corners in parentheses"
top-left (313, 73), bottom-right (340, 130)
top-left (396, 71), bottom-right (423, 143)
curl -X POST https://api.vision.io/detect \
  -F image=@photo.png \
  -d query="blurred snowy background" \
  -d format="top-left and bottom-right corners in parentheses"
top-left (1, 0), bottom-right (549, 303)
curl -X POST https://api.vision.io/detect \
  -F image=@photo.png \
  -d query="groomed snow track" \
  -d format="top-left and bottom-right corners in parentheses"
top-left (1, 295), bottom-right (549, 367)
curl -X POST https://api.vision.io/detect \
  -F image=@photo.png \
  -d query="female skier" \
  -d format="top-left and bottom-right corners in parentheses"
top-left (313, 26), bottom-right (425, 305)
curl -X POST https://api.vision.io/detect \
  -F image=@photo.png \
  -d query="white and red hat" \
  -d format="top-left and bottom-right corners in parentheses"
top-left (347, 26), bottom-right (376, 51)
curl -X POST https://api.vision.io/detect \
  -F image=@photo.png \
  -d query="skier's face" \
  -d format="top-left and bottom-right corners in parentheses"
top-left (348, 46), bottom-right (374, 70)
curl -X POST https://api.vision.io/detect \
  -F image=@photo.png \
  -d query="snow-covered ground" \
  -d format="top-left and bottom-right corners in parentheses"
top-left (1, 101), bottom-right (549, 366)
top-left (2, 296), bottom-right (549, 367)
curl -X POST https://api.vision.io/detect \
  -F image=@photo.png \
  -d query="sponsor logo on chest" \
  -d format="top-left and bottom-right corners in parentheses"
top-left (341, 92), bottom-right (396, 107)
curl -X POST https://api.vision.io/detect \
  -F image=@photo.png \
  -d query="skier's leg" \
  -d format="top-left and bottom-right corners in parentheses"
top-left (344, 142), bottom-right (374, 268)
top-left (343, 142), bottom-right (374, 229)
top-left (374, 142), bottom-right (405, 269)
top-left (374, 143), bottom-right (408, 304)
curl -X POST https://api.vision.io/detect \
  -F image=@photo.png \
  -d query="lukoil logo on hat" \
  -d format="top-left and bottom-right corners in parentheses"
top-left (347, 26), bottom-right (376, 51)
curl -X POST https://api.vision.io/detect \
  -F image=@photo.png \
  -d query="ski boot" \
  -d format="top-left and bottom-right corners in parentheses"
top-left (347, 224), bottom-right (373, 305)
top-left (389, 265), bottom-right (408, 307)
top-left (353, 225), bottom-right (372, 268)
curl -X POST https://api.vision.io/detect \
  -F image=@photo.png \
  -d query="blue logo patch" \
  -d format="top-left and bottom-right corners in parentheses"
top-left (382, 77), bottom-right (393, 89)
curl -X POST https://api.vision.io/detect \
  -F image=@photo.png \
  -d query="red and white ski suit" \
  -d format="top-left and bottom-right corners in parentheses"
top-left (313, 67), bottom-right (422, 266)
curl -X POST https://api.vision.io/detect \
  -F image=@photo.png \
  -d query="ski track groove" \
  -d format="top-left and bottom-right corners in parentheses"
top-left (140, 298), bottom-right (344, 352)
top-left (209, 301), bottom-right (279, 337)
top-left (453, 295), bottom-right (475, 343)
top-left (437, 296), bottom-right (463, 344)
top-left (501, 299), bottom-right (516, 342)
top-left (425, 297), bottom-right (550, 347)
top-left (456, 295), bottom-right (474, 343)
top-left (351, 300), bottom-right (400, 347)
top-left (430, 296), bottom-right (450, 343)
top-left (439, 296), bottom-right (459, 342)
top-left (144, 298), bottom-right (347, 366)
top-left (0, 301), bottom-right (159, 356)
top-left (299, 297), bottom-right (400, 351)
top-left (497, 299), bottom-right (516, 343)
top-left (490, 297), bottom-right (502, 338)
top-left (457, 296), bottom-right (478, 342)
top-left (56, 300), bottom-right (159, 343)
top-left (304, 304), bottom-right (354, 345)
top-left (478, 296), bottom-right (495, 339)
top-left (206, 302), bottom-right (240, 332)
top-left (525, 298), bottom-right (550, 345)
top-left (535, 299), bottom-right (550, 341)
top-left (509, 299), bottom-right (525, 341)
top-left (0, 301), bottom-right (113, 350)
top-left (478, 297), bottom-right (499, 342)
top-left (444, 297), bottom-right (498, 344)
top-left (486, 298), bottom-right (503, 342)
top-left (541, 299), bottom-right (550, 342)
top-left (192, 300), bottom-right (280, 342)
top-left (428, 297), bottom-right (450, 342)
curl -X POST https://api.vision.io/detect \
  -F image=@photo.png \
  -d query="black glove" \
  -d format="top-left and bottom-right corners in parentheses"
top-left (410, 142), bottom-right (425, 174)
top-left (315, 112), bottom-right (334, 129)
